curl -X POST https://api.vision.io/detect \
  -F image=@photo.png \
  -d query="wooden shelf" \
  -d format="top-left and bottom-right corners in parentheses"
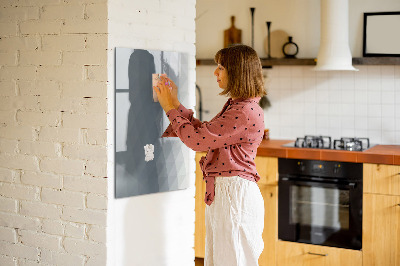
top-left (196, 57), bottom-right (400, 67)
top-left (352, 57), bottom-right (400, 65)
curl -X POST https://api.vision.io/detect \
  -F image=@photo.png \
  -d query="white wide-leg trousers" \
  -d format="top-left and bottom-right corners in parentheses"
top-left (205, 176), bottom-right (265, 266)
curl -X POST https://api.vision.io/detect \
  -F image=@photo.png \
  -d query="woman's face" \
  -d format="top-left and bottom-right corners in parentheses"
top-left (214, 64), bottom-right (228, 89)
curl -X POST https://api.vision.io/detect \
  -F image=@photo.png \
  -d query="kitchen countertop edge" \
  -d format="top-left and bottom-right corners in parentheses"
top-left (256, 140), bottom-right (400, 165)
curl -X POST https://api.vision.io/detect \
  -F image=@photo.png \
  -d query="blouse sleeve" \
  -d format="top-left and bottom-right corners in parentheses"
top-left (164, 106), bottom-right (249, 152)
top-left (161, 103), bottom-right (202, 138)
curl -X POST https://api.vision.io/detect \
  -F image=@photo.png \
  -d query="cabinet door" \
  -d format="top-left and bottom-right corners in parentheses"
top-left (255, 156), bottom-right (278, 186)
top-left (195, 152), bottom-right (207, 258)
top-left (277, 241), bottom-right (362, 266)
top-left (363, 193), bottom-right (400, 266)
top-left (364, 164), bottom-right (400, 196)
top-left (259, 185), bottom-right (278, 266)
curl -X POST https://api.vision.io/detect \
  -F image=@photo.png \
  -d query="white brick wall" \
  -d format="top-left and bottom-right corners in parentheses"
top-left (0, 0), bottom-right (108, 265)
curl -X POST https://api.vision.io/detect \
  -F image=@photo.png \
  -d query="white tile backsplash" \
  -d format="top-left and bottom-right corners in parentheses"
top-left (196, 65), bottom-right (400, 144)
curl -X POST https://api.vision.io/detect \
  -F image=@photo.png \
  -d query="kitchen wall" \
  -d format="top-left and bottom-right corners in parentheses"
top-left (107, 0), bottom-right (197, 266)
top-left (0, 1), bottom-right (108, 265)
top-left (196, 0), bottom-right (400, 144)
top-left (0, 0), bottom-right (196, 265)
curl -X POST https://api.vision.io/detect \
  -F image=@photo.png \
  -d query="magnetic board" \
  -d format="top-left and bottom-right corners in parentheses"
top-left (115, 47), bottom-right (191, 198)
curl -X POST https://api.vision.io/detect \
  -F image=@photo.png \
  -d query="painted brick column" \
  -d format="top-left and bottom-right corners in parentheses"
top-left (0, 1), bottom-right (108, 265)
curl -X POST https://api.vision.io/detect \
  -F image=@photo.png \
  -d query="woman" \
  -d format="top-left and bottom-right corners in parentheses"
top-left (153, 44), bottom-right (266, 266)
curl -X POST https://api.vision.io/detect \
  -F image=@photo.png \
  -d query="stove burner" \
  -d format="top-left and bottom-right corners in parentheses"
top-left (286, 136), bottom-right (372, 151)
top-left (333, 137), bottom-right (370, 151)
top-left (295, 135), bottom-right (332, 149)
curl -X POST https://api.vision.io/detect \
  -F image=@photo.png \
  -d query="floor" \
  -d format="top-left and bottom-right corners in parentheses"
top-left (195, 257), bottom-right (204, 266)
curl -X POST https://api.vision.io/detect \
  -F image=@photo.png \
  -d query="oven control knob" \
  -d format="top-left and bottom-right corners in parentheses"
top-left (334, 164), bottom-right (341, 174)
top-left (298, 161), bottom-right (305, 171)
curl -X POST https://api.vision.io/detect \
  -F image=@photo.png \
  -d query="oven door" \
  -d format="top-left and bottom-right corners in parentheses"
top-left (278, 176), bottom-right (362, 250)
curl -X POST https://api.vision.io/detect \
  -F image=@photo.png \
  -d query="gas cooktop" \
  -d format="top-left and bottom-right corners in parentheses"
top-left (282, 135), bottom-right (375, 151)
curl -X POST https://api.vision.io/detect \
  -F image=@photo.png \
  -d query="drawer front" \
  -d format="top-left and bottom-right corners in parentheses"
top-left (364, 164), bottom-right (400, 196)
top-left (277, 241), bottom-right (362, 266)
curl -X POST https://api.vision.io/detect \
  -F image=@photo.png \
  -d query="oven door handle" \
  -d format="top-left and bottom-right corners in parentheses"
top-left (280, 177), bottom-right (357, 189)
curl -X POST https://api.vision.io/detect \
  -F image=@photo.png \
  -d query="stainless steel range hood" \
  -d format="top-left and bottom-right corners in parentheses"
top-left (314, 0), bottom-right (358, 71)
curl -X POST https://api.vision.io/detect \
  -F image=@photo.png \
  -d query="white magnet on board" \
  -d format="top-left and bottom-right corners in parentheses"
top-left (144, 144), bottom-right (154, 162)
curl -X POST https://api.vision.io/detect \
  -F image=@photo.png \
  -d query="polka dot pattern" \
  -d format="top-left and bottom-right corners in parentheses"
top-left (161, 97), bottom-right (265, 206)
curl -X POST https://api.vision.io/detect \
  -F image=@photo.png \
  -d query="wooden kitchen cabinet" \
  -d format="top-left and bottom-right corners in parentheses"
top-left (364, 163), bottom-right (400, 196)
top-left (258, 184), bottom-right (278, 266)
top-left (255, 156), bottom-right (278, 186)
top-left (276, 241), bottom-right (362, 266)
top-left (363, 193), bottom-right (400, 266)
top-left (363, 163), bottom-right (400, 266)
top-left (195, 152), bottom-right (207, 258)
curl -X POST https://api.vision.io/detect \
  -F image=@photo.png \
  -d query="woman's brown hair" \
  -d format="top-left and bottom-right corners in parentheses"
top-left (214, 44), bottom-right (266, 99)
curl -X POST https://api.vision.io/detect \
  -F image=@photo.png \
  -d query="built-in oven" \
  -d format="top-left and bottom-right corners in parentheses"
top-left (278, 158), bottom-right (363, 250)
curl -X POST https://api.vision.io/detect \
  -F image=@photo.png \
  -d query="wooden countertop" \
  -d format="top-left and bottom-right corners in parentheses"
top-left (256, 139), bottom-right (400, 165)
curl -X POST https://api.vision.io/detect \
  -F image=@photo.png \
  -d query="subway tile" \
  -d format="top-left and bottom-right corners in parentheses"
top-left (367, 129), bottom-right (382, 143)
top-left (328, 76), bottom-right (341, 90)
top-left (341, 104), bottom-right (355, 116)
top-left (329, 116), bottom-right (341, 129)
top-left (382, 117), bottom-right (396, 131)
top-left (329, 103), bottom-right (341, 116)
top-left (279, 67), bottom-right (292, 78)
top-left (367, 77), bottom-right (381, 91)
top-left (394, 66), bottom-right (400, 78)
top-left (328, 88), bottom-right (341, 103)
top-left (291, 77), bottom-right (304, 90)
top-left (367, 65), bottom-right (381, 76)
top-left (304, 102), bottom-right (316, 115)
top-left (381, 131), bottom-right (396, 144)
top-left (279, 78), bottom-right (291, 89)
top-left (367, 104), bottom-right (381, 117)
top-left (381, 65), bottom-right (395, 77)
top-left (341, 89), bottom-right (354, 103)
top-left (382, 104), bottom-right (395, 118)
top-left (341, 128), bottom-right (355, 137)
top-left (355, 116), bottom-right (368, 130)
top-left (382, 90), bottom-right (395, 104)
top-left (303, 67), bottom-right (316, 78)
top-left (395, 118), bottom-right (400, 131)
top-left (304, 88), bottom-right (316, 103)
top-left (316, 103), bottom-right (329, 115)
top-left (396, 130), bottom-right (400, 144)
top-left (367, 91), bottom-right (381, 104)
top-left (354, 90), bottom-right (368, 104)
top-left (341, 117), bottom-right (355, 129)
top-left (316, 89), bottom-right (329, 103)
top-left (355, 104), bottom-right (368, 116)
top-left (316, 116), bottom-right (330, 128)
top-left (368, 117), bottom-right (382, 131)
top-left (291, 67), bottom-right (304, 78)
top-left (382, 78), bottom-right (395, 91)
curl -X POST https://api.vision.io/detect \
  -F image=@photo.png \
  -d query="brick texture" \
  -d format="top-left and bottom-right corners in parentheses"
top-left (0, 1), bottom-right (108, 264)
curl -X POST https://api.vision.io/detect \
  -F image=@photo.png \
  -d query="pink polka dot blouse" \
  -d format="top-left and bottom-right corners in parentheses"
top-left (162, 97), bottom-right (265, 205)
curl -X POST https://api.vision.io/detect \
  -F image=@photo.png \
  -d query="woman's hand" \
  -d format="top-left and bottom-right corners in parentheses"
top-left (160, 75), bottom-right (180, 108)
top-left (153, 77), bottom-right (175, 113)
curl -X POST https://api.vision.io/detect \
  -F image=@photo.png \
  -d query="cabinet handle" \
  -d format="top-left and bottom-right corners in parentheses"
top-left (397, 204), bottom-right (400, 207)
top-left (307, 252), bottom-right (328, 256)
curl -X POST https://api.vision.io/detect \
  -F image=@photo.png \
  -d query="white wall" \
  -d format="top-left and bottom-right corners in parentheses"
top-left (197, 64), bottom-right (400, 145)
top-left (0, 1), bottom-right (108, 265)
top-left (107, 1), bottom-right (197, 266)
top-left (196, 0), bottom-right (400, 58)
top-left (196, 0), bottom-right (400, 145)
